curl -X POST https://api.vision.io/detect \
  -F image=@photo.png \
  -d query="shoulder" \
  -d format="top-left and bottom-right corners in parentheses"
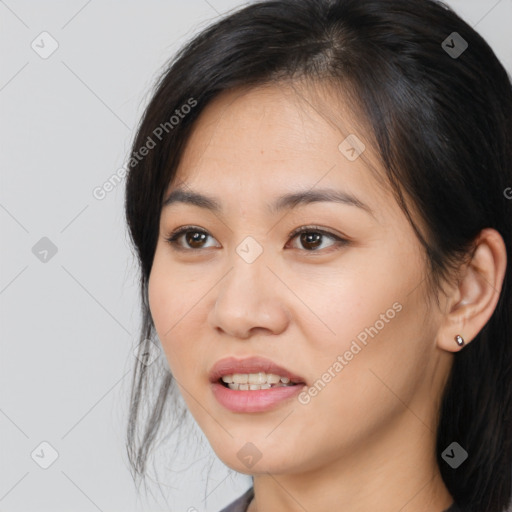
top-left (218, 487), bottom-right (254, 512)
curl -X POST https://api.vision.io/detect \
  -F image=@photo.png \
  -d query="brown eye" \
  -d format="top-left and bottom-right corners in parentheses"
top-left (288, 227), bottom-right (348, 252)
top-left (184, 231), bottom-right (208, 248)
top-left (298, 232), bottom-right (323, 250)
top-left (165, 225), bottom-right (348, 253)
top-left (165, 227), bottom-right (219, 251)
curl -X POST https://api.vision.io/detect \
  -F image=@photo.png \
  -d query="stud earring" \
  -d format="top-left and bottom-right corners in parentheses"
top-left (454, 334), bottom-right (465, 347)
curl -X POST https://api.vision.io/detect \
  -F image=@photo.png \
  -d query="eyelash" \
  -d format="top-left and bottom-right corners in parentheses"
top-left (164, 225), bottom-right (349, 254)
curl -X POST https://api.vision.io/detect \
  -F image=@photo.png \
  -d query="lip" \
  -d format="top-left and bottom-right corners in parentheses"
top-left (209, 356), bottom-right (307, 413)
top-left (208, 356), bottom-right (306, 384)
top-left (210, 381), bottom-right (307, 413)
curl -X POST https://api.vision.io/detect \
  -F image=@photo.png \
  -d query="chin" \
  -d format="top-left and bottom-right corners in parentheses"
top-left (210, 440), bottom-right (304, 476)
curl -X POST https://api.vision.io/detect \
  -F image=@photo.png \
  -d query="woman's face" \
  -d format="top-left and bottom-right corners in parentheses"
top-left (148, 83), bottom-right (452, 475)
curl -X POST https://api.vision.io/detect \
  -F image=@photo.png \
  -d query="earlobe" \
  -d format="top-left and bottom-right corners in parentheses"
top-left (435, 228), bottom-right (507, 353)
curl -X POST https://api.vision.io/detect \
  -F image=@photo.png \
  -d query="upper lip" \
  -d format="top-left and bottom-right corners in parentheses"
top-left (209, 356), bottom-right (306, 384)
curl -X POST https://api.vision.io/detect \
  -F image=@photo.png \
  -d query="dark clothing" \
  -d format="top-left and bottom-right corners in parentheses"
top-left (219, 487), bottom-right (462, 512)
top-left (219, 487), bottom-right (254, 512)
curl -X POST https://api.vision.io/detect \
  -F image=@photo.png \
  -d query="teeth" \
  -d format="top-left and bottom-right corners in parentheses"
top-left (220, 372), bottom-right (294, 386)
top-left (221, 372), bottom-right (298, 390)
top-left (227, 382), bottom-right (291, 391)
top-left (232, 374), bottom-right (248, 384)
top-left (249, 372), bottom-right (266, 385)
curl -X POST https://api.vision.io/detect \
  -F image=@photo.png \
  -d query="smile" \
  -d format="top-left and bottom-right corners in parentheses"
top-left (220, 372), bottom-right (297, 390)
top-left (209, 356), bottom-right (306, 412)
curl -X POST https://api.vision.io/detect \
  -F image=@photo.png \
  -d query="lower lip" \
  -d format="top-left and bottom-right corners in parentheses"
top-left (211, 381), bottom-right (306, 413)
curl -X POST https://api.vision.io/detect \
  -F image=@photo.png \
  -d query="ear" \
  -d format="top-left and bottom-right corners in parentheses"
top-left (436, 228), bottom-right (508, 353)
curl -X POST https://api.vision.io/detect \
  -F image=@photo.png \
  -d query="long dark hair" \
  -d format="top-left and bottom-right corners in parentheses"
top-left (124, 1), bottom-right (512, 510)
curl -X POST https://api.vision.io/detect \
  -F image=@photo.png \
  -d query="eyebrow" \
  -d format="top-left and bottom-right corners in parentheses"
top-left (162, 187), bottom-right (375, 218)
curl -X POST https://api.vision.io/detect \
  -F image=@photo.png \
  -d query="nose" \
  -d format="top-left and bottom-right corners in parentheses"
top-left (208, 254), bottom-right (290, 340)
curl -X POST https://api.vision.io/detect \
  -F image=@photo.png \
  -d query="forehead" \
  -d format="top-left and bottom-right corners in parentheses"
top-left (167, 83), bottom-right (395, 221)
top-left (177, 83), bottom-right (370, 170)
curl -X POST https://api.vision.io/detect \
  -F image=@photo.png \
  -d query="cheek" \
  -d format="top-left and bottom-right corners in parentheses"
top-left (147, 253), bottom-right (171, 333)
top-left (298, 260), bottom-right (408, 358)
top-left (148, 253), bottom-right (184, 367)
top-left (299, 229), bottom-right (422, 352)
top-left (147, 250), bottom-right (210, 380)
top-left (295, 246), bottom-right (429, 406)
top-left (304, 277), bottom-right (431, 421)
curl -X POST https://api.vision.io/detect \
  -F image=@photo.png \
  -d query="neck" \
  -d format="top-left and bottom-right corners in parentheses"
top-left (247, 413), bottom-right (454, 512)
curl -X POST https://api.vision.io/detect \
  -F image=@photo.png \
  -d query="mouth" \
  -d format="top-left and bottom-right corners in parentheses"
top-left (218, 372), bottom-right (302, 391)
top-left (209, 355), bottom-right (306, 389)
top-left (209, 357), bottom-right (307, 413)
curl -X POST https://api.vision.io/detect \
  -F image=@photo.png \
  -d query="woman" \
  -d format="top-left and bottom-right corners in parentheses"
top-left (124, 1), bottom-right (512, 510)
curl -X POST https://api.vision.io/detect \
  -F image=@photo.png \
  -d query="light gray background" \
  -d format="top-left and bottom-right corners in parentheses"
top-left (1, 1), bottom-right (511, 511)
